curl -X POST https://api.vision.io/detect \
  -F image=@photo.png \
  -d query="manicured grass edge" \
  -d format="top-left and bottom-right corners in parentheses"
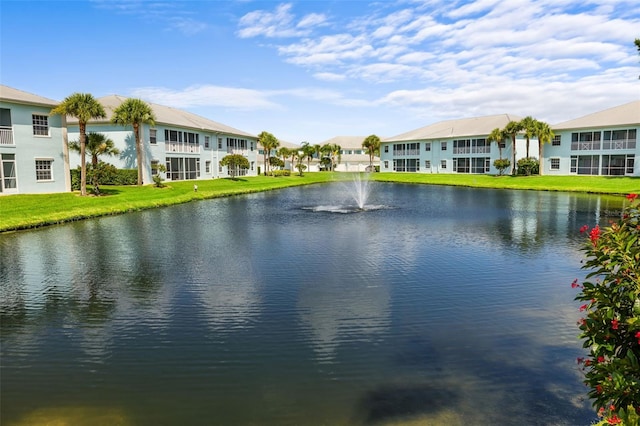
top-left (1, 173), bottom-right (638, 233)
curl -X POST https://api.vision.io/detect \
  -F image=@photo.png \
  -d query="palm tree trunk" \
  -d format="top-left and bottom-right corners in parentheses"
top-left (134, 123), bottom-right (142, 185)
top-left (80, 123), bottom-right (87, 196)
top-left (511, 135), bottom-right (517, 176)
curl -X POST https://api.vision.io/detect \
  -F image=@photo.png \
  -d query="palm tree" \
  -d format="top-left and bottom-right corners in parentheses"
top-left (313, 144), bottom-right (322, 165)
top-left (277, 146), bottom-right (291, 170)
top-left (503, 120), bottom-right (523, 176)
top-left (69, 132), bottom-right (120, 167)
top-left (520, 116), bottom-right (537, 159)
top-left (321, 143), bottom-right (341, 171)
top-left (535, 120), bottom-right (555, 175)
top-left (362, 134), bottom-right (381, 170)
top-left (50, 93), bottom-right (106, 196)
top-left (258, 131), bottom-right (279, 175)
top-left (111, 98), bottom-right (156, 185)
top-left (487, 127), bottom-right (505, 159)
top-left (300, 141), bottom-right (315, 171)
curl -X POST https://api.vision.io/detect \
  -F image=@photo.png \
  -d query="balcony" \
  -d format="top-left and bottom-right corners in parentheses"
top-left (165, 141), bottom-right (200, 154)
top-left (0, 126), bottom-right (14, 145)
top-left (603, 139), bottom-right (636, 150)
top-left (227, 148), bottom-right (249, 155)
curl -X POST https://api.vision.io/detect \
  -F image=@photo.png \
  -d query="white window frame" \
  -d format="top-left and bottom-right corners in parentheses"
top-left (35, 158), bottom-right (53, 181)
top-left (32, 114), bottom-right (49, 137)
top-left (550, 158), bottom-right (560, 170)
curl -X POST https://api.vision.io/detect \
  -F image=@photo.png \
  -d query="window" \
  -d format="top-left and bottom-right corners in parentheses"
top-left (384, 161), bottom-right (389, 169)
top-left (151, 160), bottom-right (159, 175)
top-left (550, 158), bottom-right (560, 170)
top-left (393, 158), bottom-right (419, 172)
top-left (35, 159), bottom-right (53, 181)
top-left (552, 135), bottom-right (561, 146)
top-left (165, 157), bottom-right (200, 180)
top-left (573, 155), bottom-right (600, 175)
top-left (393, 143), bottom-right (419, 156)
top-left (441, 160), bottom-right (447, 169)
top-left (218, 138), bottom-right (223, 149)
top-left (570, 156), bottom-right (577, 173)
top-left (603, 129), bottom-right (637, 150)
top-left (205, 160), bottom-right (211, 173)
top-left (204, 136), bottom-right (210, 149)
top-left (441, 142), bottom-right (447, 151)
top-left (1, 153), bottom-right (17, 191)
top-left (251, 161), bottom-right (254, 171)
top-left (602, 154), bottom-right (635, 176)
top-left (453, 158), bottom-right (469, 173)
top-left (571, 132), bottom-right (601, 151)
top-left (228, 138), bottom-right (248, 150)
top-left (150, 129), bottom-right (157, 144)
top-left (425, 143), bottom-right (431, 152)
top-left (32, 114), bottom-right (49, 136)
top-left (425, 160), bottom-right (431, 169)
top-left (384, 145), bottom-right (389, 153)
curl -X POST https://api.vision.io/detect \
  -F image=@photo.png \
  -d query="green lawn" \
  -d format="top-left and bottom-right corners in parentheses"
top-left (1, 173), bottom-right (638, 232)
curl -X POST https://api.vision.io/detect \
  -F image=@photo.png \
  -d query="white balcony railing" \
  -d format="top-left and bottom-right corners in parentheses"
top-left (165, 141), bottom-right (200, 153)
top-left (227, 148), bottom-right (249, 155)
top-left (0, 126), bottom-right (14, 145)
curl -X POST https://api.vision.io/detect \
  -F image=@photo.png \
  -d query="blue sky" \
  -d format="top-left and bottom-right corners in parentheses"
top-left (1, 0), bottom-right (639, 144)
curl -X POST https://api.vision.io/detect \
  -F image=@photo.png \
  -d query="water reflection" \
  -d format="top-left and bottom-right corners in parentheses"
top-left (0, 183), bottom-right (627, 425)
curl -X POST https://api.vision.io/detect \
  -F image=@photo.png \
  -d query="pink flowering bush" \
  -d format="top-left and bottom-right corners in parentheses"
top-left (574, 193), bottom-right (640, 425)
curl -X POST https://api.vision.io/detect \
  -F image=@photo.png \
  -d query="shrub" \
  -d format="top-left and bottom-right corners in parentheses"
top-left (517, 157), bottom-right (539, 175)
top-left (493, 158), bottom-right (511, 176)
top-left (70, 165), bottom-right (137, 190)
top-left (271, 170), bottom-right (290, 177)
top-left (574, 193), bottom-right (640, 425)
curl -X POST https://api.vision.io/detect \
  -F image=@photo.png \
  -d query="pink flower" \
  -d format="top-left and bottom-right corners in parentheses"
top-left (598, 356), bottom-right (605, 363)
top-left (589, 225), bottom-right (601, 246)
top-left (577, 357), bottom-right (584, 364)
top-left (608, 415), bottom-right (622, 425)
top-left (579, 304), bottom-right (588, 312)
top-left (571, 279), bottom-right (579, 288)
top-left (580, 225), bottom-right (589, 233)
top-left (611, 319), bottom-right (618, 330)
top-left (596, 384), bottom-right (603, 393)
top-left (626, 193), bottom-right (638, 201)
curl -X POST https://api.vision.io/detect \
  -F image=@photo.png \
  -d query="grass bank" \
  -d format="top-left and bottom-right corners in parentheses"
top-left (372, 173), bottom-right (639, 194)
top-left (1, 173), bottom-right (638, 233)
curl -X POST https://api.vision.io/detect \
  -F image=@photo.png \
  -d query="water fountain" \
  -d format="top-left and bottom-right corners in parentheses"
top-left (303, 174), bottom-right (388, 214)
top-left (349, 173), bottom-right (370, 210)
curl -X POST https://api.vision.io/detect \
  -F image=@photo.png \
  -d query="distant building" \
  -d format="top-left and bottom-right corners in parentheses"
top-left (0, 85), bottom-right (71, 194)
top-left (320, 136), bottom-right (379, 172)
top-left (67, 95), bottom-right (258, 183)
top-left (257, 139), bottom-right (301, 174)
top-left (546, 101), bottom-right (639, 176)
top-left (380, 114), bottom-right (534, 174)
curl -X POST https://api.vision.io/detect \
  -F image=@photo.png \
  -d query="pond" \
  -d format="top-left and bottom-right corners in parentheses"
top-left (0, 182), bottom-right (626, 425)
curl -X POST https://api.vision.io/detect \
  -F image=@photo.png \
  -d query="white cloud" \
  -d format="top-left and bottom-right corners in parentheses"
top-left (129, 85), bottom-right (280, 110)
top-left (313, 72), bottom-right (347, 82)
top-left (90, 0), bottom-right (208, 35)
top-left (237, 3), bottom-right (327, 38)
